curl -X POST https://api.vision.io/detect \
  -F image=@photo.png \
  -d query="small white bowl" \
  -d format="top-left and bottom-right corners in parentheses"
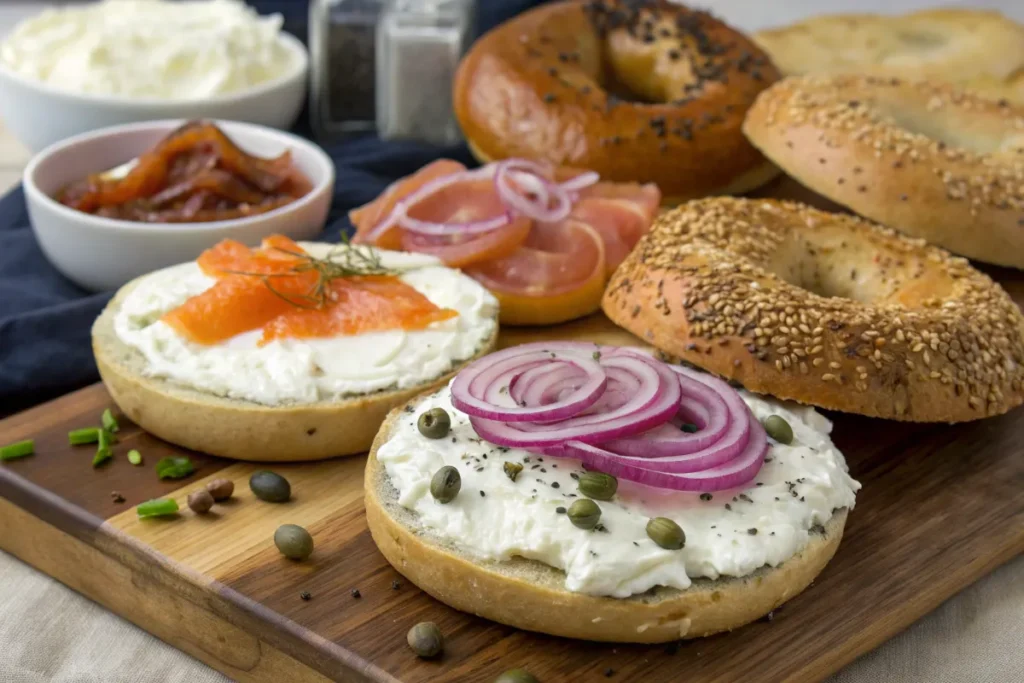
top-left (24, 119), bottom-right (335, 292)
top-left (0, 33), bottom-right (309, 152)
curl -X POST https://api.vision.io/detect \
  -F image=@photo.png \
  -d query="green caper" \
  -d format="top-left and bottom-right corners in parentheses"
top-left (495, 669), bottom-right (539, 683)
top-left (567, 499), bottom-right (601, 530)
top-left (250, 471), bottom-right (291, 503)
top-left (274, 524), bottom-right (314, 560)
top-left (646, 517), bottom-right (686, 550)
top-left (577, 471), bottom-right (618, 501)
top-left (406, 621), bottom-right (444, 658)
top-left (430, 465), bottom-right (461, 503)
top-left (418, 408), bottom-right (451, 439)
top-left (763, 415), bottom-right (794, 445)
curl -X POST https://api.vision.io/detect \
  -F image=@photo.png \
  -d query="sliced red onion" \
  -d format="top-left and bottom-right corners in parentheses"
top-left (495, 160), bottom-right (572, 223)
top-left (451, 342), bottom-right (606, 423)
top-left (559, 171), bottom-right (600, 193)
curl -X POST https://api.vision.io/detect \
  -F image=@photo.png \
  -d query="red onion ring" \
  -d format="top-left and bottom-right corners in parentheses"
top-left (494, 160), bottom-right (572, 223)
top-left (447, 342), bottom-right (769, 492)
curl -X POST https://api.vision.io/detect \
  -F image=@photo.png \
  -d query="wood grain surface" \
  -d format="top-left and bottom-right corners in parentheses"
top-left (1, 177), bottom-right (1022, 682)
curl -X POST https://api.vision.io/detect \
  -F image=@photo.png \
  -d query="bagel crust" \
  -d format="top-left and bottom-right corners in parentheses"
top-left (742, 75), bottom-right (1024, 269)
top-left (365, 400), bottom-right (847, 643)
top-left (92, 277), bottom-right (498, 462)
top-left (454, 0), bottom-right (780, 204)
top-left (603, 198), bottom-right (1024, 423)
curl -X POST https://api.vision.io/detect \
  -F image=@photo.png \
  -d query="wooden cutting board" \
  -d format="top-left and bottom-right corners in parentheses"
top-left (1, 177), bottom-right (1022, 682)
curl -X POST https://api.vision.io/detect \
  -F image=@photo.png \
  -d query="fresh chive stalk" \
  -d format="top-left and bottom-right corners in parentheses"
top-left (101, 409), bottom-right (119, 433)
top-left (98, 429), bottom-right (115, 449)
top-left (137, 498), bottom-right (179, 519)
top-left (127, 449), bottom-right (142, 466)
top-left (0, 440), bottom-right (34, 461)
top-left (68, 427), bottom-right (101, 446)
top-left (92, 447), bottom-right (112, 468)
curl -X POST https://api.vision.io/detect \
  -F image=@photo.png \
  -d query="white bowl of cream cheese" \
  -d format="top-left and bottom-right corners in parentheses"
top-left (0, 0), bottom-right (309, 152)
top-left (23, 119), bottom-right (334, 292)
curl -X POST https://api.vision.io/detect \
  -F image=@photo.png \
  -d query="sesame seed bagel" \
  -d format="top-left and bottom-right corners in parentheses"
top-left (365, 397), bottom-right (848, 643)
top-left (752, 9), bottom-right (1024, 104)
top-left (602, 198), bottom-right (1024, 422)
top-left (453, 0), bottom-right (780, 204)
top-left (742, 75), bottom-right (1024, 269)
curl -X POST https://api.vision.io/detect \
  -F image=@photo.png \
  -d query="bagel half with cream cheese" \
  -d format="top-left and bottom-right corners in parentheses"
top-left (93, 243), bottom-right (499, 461)
top-left (365, 382), bottom-right (857, 643)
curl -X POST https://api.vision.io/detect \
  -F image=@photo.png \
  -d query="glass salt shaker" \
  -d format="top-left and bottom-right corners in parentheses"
top-left (309, 0), bottom-right (387, 141)
top-left (376, 0), bottom-right (475, 146)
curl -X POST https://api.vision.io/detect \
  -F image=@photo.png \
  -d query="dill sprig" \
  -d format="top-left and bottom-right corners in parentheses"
top-left (224, 239), bottom-right (393, 310)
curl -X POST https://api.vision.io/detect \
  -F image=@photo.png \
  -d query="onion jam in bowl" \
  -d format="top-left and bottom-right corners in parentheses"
top-left (24, 119), bottom-right (334, 292)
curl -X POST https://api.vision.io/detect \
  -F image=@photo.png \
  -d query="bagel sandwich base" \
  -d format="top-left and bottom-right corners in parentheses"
top-left (454, 0), bottom-right (781, 205)
top-left (92, 276), bottom-right (499, 462)
top-left (364, 397), bottom-right (847, 643)
top-left (752, 8), bottom-right (1024, 104)
top-left (602, 197), bottom-right (1024, 423)
top-left (742, 75), bottom-right (1024, 270)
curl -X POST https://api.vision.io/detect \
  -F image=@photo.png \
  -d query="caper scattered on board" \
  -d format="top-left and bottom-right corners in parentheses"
top-left (567, 499), bottom-right (601, 530)
top-left (187, 490), bottom-right (214, 514)
top-left (274, 524), bottom-right (314, 560)
top-left (418, 408), bottom-right (451, 439)
top-left (646, 517), bottom-right (686, 550)
top-left (250, 471), bottom-right (291, 503)
top-left (206, 478), bottom-right (235, 502)
top-left (430, 465), bottom-right (461, 503)
top-left (763, 415), bottom-right (793, 445)
top-left (406, 621), bottom-right (444, 658)
top-left (503, 461), bottom-right (523, 482)
top-left (495, 669), bottom-right (539, 683)
top-left (577, 472), bottom-right (617, 501)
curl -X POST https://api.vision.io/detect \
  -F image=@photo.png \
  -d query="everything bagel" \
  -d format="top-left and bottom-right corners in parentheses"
top-left (742, 75), bottom-right (1024, 269)
top-left (603, 198), bottom-right (1024, 423)
top-left (453, 0), bottom-right (780, 203)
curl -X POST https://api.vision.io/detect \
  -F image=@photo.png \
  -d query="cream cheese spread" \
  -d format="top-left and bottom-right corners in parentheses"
top-left (377, 385), bottom-right (860, 598)
top-left (113, 245), bottom-right (498, 405)
top-left (0, 0), bottom-right (295, 99)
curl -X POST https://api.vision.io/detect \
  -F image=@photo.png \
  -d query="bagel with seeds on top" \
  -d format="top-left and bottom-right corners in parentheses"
top-left (453, 0), bottom-right (780, 204)
top-left (742, 75), bottom-right (1024, 269)
top-left (602, 197), bottom-right (1024, 423)
top-left (752, 9), bottom-right (1024, 104)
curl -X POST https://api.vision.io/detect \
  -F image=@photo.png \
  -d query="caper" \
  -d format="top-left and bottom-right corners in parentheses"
top-left (567, 499), bottom-right (601, 530)
top-left (646, 517), bottom-right (686, 550)
top-left (577, 471), bottom-right (618, 501)
top-left (250, 471), bottom-right (291, 503)
top-left (430, 465), bottom-right (461, 503)
top-left (205, 478), bottom-right (235, 502)
top-left (763, 415), bottom-right (794, 445)
top-left (406, 621), bottom-right (444, 658)
top-left (495, 669), bottom-right (539, 683)
top-left (187, 489), bottom-right (214, 514)
top-left (274, 524), bottom-right (314, 560)
top-left (418, 408), bottom-right (451, 439)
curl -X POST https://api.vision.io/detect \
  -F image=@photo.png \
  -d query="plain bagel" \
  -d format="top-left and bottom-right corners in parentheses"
top-left (602, 197), bottom-right (1024, 423)
top-left (364, 397), bottom-right (848, 643)
top-left (752, 9), bottom-right (1024, 104)
top-left (742, 75), bottom-right (1024, 269)
top-left (453, 0), bottom-right (780, 204)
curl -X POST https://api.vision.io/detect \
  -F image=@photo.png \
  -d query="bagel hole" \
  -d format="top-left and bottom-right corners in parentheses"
top-left (769, 230), bottom-right (889, 304)
top-left (871, 97), bottom-right (1004, 155)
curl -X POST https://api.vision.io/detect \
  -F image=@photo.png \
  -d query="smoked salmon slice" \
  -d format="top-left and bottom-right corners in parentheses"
top-left (163, 237), bottom-right (457, 346)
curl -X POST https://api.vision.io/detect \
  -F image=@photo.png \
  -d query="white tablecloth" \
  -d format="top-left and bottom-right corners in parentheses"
top-left (1, 1), bottom-right (1022, 681)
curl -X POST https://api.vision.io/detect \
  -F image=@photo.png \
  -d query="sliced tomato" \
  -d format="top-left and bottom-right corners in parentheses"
top-left (465, 221), bottom-right (607, 325)
top-left (350, 159), bottom-right (467, 250)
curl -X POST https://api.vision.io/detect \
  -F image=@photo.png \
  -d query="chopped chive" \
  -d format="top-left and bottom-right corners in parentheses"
top-left (68, 427), bottom-right (100, 446)
top-left (1, 440), bottom-right (34, 461)
top-left (98, 429), bottom-right (115, 449)
top-left (155, 456), bottom-right (194, 480)
top-left (137, 498), bottom-right (179, 519)
top-left (92, 447), bottom-right (112, 468)
top-left (101, 408), bottom-right (119, 433)
top-left (127, 449), bottom-right (142, 466)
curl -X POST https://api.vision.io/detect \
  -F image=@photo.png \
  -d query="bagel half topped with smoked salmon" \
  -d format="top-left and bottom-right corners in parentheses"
top-left (350, 158), bottom-right (660, 326)
top-left (93, 236), bottom-right (498, 461)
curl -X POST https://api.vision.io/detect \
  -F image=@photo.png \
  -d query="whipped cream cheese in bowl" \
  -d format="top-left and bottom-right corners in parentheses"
top-left (0, 0), bottom-right (308, 150)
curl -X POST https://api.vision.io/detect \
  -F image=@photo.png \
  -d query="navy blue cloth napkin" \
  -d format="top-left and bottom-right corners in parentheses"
top-left (0, 0), bottom-right (545, 415)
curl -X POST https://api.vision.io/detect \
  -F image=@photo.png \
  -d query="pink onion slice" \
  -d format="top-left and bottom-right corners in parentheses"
top-left (558, 171), bottom-right (600, 194)
top-left (451, 342), bottom-right (606, 423)
top-left (495, 160), bottom-right (573, 223)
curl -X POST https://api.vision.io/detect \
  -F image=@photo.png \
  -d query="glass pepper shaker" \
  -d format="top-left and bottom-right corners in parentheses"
top-left (309, 0), bottom-right (387, 141)
top-left (376, 0), bottom-right (475, 146)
